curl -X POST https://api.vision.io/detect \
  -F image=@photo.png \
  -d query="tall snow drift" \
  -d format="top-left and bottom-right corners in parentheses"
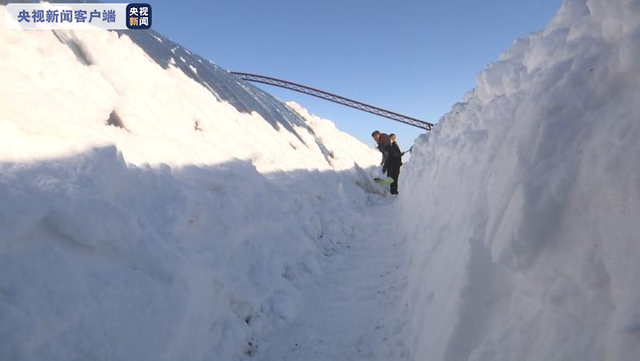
top-left (400, 0), bottom-right (640, 360)
top-left (0, 4), bottom-right (380, 360)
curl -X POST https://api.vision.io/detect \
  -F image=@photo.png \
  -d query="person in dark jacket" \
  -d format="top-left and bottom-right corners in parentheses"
top-left (371, 130), bottom-right (402, 195)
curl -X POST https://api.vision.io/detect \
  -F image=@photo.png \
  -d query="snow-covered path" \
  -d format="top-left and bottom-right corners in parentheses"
top-left (255, 200), bottom-right (413, 361)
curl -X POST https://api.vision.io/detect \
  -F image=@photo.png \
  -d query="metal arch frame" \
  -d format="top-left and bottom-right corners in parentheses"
top-left (230, 72), bottom-right (434, 131)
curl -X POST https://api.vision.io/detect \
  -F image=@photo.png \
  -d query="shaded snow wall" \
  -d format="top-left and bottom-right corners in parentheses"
top-left (399, 0), bottom-right (640, 360)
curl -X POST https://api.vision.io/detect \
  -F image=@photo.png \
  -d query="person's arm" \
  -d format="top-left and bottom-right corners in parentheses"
top-left (380, 148), bottom-right (387, 165)
top-left (381, 152), bottom-right (388, 173)
top-left (401, 146), bottom-right (413, 156)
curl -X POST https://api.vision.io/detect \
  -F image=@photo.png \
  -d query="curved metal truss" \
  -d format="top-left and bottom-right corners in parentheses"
top-left (230, 72), bottom-right (434, 131)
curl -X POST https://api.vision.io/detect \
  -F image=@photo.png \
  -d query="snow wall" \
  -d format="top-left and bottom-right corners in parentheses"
top-left (0, 4), bottom-right (380, 360)
top-left (399, 0), bottom-right (640, 360)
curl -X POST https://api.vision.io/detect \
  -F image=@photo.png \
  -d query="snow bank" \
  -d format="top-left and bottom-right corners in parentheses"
top-left (0, 146), bottom-right (378, 360)
top-left (400, 0), bottom-right (640, 360)
top-left (0, 5), bottom-right (380, 360)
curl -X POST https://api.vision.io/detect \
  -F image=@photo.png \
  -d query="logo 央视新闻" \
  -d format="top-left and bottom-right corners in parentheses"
top-left (126, 3), bottom-right (151, 29)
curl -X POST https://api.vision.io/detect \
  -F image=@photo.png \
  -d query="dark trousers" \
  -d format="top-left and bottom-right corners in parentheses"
top-left (387, 162), bottom-right (401, 194)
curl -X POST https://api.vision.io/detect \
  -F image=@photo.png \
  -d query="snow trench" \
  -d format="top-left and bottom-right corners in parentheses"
top-left (2, 0), bottom-right (640, 360)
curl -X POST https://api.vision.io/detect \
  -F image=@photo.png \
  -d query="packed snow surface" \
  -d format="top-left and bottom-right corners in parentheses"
top-left (2, 0), bottom-right (640, 360)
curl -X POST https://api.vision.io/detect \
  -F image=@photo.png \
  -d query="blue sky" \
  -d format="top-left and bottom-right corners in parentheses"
top-left (144, 0), bottom-right (563, 147)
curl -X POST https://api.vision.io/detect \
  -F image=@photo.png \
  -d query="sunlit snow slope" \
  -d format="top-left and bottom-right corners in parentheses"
top-left (400, 0), bottom-right (640, 360)
top-left (0, 4), bottom-right (377, 171)
top-left (0, 4), bottom-right (381, 360)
